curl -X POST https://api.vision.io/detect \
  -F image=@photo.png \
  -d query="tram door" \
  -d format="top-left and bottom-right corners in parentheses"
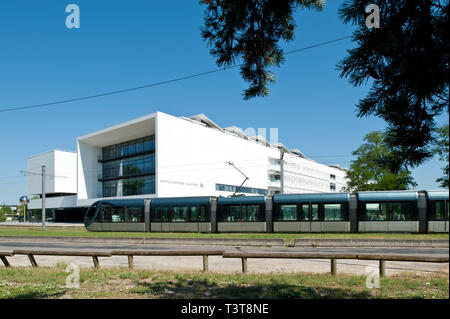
top-left (100, 205), bottom-right (112, 232)
top-left (190, 206), bottom-right (199, 232)
top-left (300, 204), bottom-right (311, 232)
top-left (151, 207), bottom-right (163, 232)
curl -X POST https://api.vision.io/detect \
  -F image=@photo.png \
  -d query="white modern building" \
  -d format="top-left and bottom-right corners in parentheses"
top-left (27, 111), bottom-right (347, 221)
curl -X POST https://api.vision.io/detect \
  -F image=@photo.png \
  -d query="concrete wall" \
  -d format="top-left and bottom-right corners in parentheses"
top-left (76, 113), bottom-right (156, 201)
top-left (29, 195), bottom-right (77, 210)
top-left (156, 112), bottom-right (279, 197)
top-left (27, 150), bottom-right (77, 196)
top-left (77, 141), bottom-right (102, 200)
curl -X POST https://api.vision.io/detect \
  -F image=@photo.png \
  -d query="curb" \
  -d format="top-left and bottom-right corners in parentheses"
top-left (293, 239), bottom-right (449, 248)
top-left (0, 236), bottom-right (447, 247)
top-left (0, 236), bottom-right (284, 247)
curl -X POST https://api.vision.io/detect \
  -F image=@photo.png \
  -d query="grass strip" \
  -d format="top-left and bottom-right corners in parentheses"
top-left (0, 226), bottom-right (448, 241)
top-left (0, 264), bottom-right (447, 299)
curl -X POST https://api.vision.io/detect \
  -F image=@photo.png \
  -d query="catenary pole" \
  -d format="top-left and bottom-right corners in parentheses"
top-left (280, 150), bottom-right (285, 195)
top-left (42, 165), bottom-right (46, 230)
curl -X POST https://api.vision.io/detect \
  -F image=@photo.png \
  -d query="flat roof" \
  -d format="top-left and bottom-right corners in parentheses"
top-left (77, 112), bottom-right (157, 147)
top-left (28, 149), bottom-right (76, 159)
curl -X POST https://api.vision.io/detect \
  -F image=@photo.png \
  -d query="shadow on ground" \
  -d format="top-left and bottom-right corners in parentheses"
top-left (130, 278), bottom-right (372, 299)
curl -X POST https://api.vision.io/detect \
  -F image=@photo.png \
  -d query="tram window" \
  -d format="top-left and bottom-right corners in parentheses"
top-left (190, 206), bottom-right (197, 221)
top-left (162, 207), bottom-right (170, 222)
top-left (151, 207), bottom-right (161, 222)
top-left (242, 205), bottom-right (260, 222)
top-left (172, 206), bottom-right (188, 222)
top-left (94, 205), bottom-right (102, 222)
top-left (447, 201), bottom-right (449, 221)
top-left (311, 204), bottom-right (319, 221)
top-left (127, 207), bottom-right (142, 223)
top-left (389, 202), bottom-right (414, 221)
top-left (111, 207), bottom-right (123, 223)
top-left (86, 204), bottom-right (98, 220)
top-left (301, 204), bottom-right (309, 221)
top-left (324, 204), bottom-right (344, 221)
top-left (365, 203), bottom-right (379, 220)
top-left (432, 201), bottom-right (445, 221)
top-left (199, 205), bottom-right (208, 221)
top-left (101, 206), bottom-right (112, 223)
top-left (223, 205), bottom-right (241, 222)
top-left (365, 203), bottom-right (387, 221)
top-left (279, 205), bottom-right (297, 221)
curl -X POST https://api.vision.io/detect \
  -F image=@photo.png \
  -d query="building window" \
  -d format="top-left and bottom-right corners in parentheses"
top-left (122, 176), bottom-right (155, 196)
top-left (101, 136), bottom-right (156, 197)
top-left (102, 136), bottom-right (155, 161)
top-left (330, 174), bottom-right (336, 180)
top-left (269, 158), bottom-right (280, 165)
top-left (215, 183), bottom-right (268, 195)
top-left (330, 183), bottom-right (336, 191)
top-left (269, 175), bottom-right (281, 182)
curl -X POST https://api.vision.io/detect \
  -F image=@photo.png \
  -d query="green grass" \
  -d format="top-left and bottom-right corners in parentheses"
top-left (0, 226), bottom-right (448, 241)
top-left (0, 265), bottom-right (447, 299)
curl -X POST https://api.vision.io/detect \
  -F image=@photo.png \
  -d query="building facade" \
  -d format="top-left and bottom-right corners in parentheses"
top-left (27, 111), bottom-right (347, 220)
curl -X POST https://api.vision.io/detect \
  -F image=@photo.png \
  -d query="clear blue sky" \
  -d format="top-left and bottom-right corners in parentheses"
top-left (0, 0), bottom-right (447, 205)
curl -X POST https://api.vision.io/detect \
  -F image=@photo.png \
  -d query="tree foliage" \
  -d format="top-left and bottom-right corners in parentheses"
top-left (0, 205), bottom-right (12, 222)
top-left (200, 0), bottom-right (325, 99)
top-left (432, 124), bottom-right (449, 188)
top-left (344, 131), bottom-right (417, 192)
top-left (338, 0), bottom-right (449, 169)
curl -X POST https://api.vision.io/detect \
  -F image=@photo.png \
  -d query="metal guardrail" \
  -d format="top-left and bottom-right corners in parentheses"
top-left (1, 249), bottom-right (448, 277)
top-left (111, 250), bottom-right (224, 271)
top-left (222, 252), bottom-right (450, 276)
top-left (0, 251), bottom-right (13, 268)
top-left (2, 249), bottom-right (225, 271)
top-left (11, 250), bottom-right (112, 268)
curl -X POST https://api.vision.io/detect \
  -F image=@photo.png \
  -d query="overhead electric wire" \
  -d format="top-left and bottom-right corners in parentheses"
top-left (0, 36), bottom-right (352, 114)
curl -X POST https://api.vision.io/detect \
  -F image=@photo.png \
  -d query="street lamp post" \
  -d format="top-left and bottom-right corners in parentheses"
top-left (19, 196), bottom-right (29, 223)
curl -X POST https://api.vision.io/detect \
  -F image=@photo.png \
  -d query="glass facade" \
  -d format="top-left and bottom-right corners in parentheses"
top-left (101, 136), bottom-right (155, 197)
top-left (102, 136), bottom-right (155, 161)
top-left (216, 183), bottom-right (268, 195)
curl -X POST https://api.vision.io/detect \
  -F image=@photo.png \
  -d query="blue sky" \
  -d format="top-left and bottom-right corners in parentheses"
top-left (0, 0), bottom-right (447, 205)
